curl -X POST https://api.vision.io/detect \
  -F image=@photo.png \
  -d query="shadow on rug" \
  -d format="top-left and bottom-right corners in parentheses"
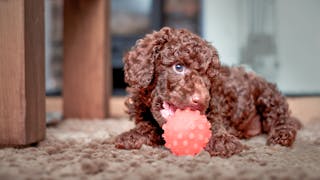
top-left (0, 118), bottom-right (320, 180)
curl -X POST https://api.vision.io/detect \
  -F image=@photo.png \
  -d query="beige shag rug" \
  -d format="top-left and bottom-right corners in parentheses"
top-left (0, 118), bottom-right (320, 180)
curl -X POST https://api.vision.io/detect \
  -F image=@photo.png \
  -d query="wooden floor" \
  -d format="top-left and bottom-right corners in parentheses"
top-left (46, 96), bottom-right (320, 124)
top-left (286, 97), bottom-right (320, 124)
top-left (46, 96), bottom-right (127, 118)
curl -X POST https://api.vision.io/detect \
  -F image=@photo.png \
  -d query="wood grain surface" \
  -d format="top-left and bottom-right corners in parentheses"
top-left (0, 0), bottom-right (45, 146)
top-left (63, 0), bottom-right (111, 119)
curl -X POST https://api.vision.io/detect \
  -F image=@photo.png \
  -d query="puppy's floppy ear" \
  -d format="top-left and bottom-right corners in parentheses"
top-left (205, 44), bottom-right (221, 80)
top-left (123, 28), bottom-right (169, 88)
top-left (123, 38), bottom-right (156, 88)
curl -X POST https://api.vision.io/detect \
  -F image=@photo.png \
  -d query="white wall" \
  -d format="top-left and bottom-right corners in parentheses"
top-left (203, 0), bottom-right (320, 94)
top-left (276, 0), bottom-right (320, 94)
top-left (202, 0), bottom-right (242, 66)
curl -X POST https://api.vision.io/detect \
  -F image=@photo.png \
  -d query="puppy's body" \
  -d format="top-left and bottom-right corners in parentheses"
top-left (115, 27), bottom-right (301, 157)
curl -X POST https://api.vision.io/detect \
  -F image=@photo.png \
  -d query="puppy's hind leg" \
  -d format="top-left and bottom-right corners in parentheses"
top-left (253, 78), bottom-right (301, 146)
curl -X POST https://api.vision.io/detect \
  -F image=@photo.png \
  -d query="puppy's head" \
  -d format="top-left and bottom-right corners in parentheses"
top-left (124, 27), bottom-right (220, 115)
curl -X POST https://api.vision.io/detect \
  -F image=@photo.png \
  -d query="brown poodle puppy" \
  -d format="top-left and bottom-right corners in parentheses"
top-left (114, 27), bottom-right (301, 157)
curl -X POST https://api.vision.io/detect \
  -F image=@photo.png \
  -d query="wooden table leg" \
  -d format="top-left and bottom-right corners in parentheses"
top-left (0, 0), bottom-right (45, 146)
top-left (63, 0), bottom-right (111, 119)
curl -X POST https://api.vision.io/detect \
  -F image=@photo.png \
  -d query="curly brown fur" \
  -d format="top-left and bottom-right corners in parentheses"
top-left (114, 27), bottom-right (301, 157)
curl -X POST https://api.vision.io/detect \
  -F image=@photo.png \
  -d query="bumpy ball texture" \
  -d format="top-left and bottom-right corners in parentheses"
top-left (162, 109), bottom-right (211, 156)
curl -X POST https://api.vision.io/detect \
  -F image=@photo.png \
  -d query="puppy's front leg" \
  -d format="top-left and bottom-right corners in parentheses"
top-left (114, 121), bottom-right (164, 149)
top-left (205, 116), bottom-right (246, 157)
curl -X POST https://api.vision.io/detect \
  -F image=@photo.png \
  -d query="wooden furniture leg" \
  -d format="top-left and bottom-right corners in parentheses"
top-left (63, 0), bottom-right (111, 119)
top-left (0, 0), bottom-right (45, 146)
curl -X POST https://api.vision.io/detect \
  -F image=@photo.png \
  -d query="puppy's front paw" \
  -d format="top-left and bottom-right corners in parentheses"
top-left (267, 125), bottom-right (298, 147)
top-left (114, 130), bottom-right (151, 149)
top-left (205, 133), bottom-right (246, 157)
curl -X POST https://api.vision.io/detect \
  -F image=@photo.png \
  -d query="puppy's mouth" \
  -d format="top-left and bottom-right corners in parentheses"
top-left (160, 101), bottom-right (205, 119)
top-left (160, 102), bottom-right (177, 119)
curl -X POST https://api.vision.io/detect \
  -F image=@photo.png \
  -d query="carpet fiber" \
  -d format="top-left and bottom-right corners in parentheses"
top-left (0, 118), bottom-right (320, 180)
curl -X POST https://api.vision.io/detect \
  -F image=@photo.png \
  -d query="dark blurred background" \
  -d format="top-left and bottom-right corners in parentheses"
top-left (45, 0), bottom-right (201, 96)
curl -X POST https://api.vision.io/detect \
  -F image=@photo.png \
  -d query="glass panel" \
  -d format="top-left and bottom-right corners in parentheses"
top-left (203, 0), bottom-right (320, 95)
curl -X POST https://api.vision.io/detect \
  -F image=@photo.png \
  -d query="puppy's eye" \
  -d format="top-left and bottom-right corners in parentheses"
top-left (173, 64), bottom-right (185, 74)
